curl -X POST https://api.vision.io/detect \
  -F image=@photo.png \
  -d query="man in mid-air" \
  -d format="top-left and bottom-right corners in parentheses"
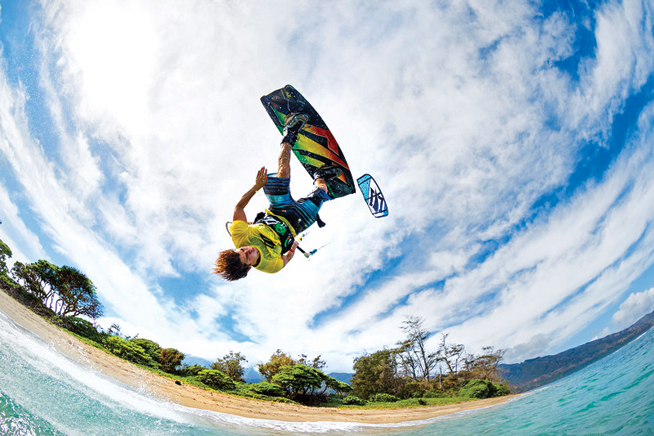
top-left (214, 114), bottom-right (341, 281)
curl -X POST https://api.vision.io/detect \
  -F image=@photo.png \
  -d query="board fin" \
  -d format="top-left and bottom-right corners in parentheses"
top-left (357, 174), bottom-right (388, 218)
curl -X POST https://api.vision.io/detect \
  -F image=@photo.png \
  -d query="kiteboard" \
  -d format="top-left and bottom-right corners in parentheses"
top-left (260, 85), bottom-right (356, 199)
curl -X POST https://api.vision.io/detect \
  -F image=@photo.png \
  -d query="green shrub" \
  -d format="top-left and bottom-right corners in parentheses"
top-left (423, 389), bottom-right (447, 398)
top-left (1, 273), bottom-right (19, 288)
top-left (179, 364), bottom-right (206, 377)
top-left (402, 398), bottom-right (429, 406)
top-left (342, 395), bottom-right (367, 405)
top-left (196, 369), bottom-right (236, 391)
top-left (370, 393), bottom-right (399, 403)
top-left (103, 336), bottom-right (159, 368)
top-left (249, 382), bottom-right (285, 397)
top-left (493, 382), bottom-right (511, 396)
top-left (459, 379), bottom-right (496, 399)
top-left (58, 316), bottom-right (105, 343)
top-left (129, 338), bottom-right (161, 361)
top-left (399, 380), bottom-right (425, 399)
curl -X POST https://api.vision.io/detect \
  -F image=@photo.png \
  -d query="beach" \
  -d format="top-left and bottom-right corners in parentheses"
top-left (0, 290), bottom-right (518, 424)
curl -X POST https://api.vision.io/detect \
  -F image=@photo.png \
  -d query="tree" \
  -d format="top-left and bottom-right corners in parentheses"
top-left (465, 346), bottom-right (505, 382)
top-left (108, 323), bottom-right (122, 336)
top-left (53, 266), bottom-right (103, 319)
top-left (0, 239), bottom-right (12, 274)
top-left (0, 239), bottom-right (19, 288)
top-left (11, 260), bottom-right (59, 305)
top-left (212, 351), bottom-right (248, 382)
top-left (272, 364), bottom-right (324, 397)
top-left (437, 333), bottom-right (466, 376)
top-left (257, 349), bottom-right (328, 382)
top-left (270, 364), bottom-right (349, 403)
top-left (323, 376), bottom-right (353, 395)
top-left (297, 354), bottom-right (326, 371)
top-left (11, 261), bottom-right (103, 319)
top-left (396, 316), bottom-right (438, 381)
top-left (160, 348), bottom-right (185, 374)
top-left (351, 349), bottom-right (402, 400)
top-left (257, 349), bottom-right (296, 382)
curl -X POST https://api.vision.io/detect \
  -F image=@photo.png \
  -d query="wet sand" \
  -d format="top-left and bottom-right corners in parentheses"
top-left (0, 290), bottom-right (519, 424)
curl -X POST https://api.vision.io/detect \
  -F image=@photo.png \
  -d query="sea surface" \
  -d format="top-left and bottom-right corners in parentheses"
top-left (1, 309), bottom-right (653, 435)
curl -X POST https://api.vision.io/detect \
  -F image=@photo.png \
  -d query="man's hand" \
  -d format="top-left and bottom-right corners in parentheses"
top-left (254, 166), bottom-right (268, 191)
top-left (233, 167), bottom-right (268, 222)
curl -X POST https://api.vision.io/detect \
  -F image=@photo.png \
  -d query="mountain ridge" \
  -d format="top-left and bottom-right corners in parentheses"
top-left (499, 309), bottom-right (654, 392)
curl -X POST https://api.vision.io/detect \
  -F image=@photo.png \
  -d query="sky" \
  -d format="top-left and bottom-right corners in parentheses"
top-left (1, 0), bottom-right (654, 373)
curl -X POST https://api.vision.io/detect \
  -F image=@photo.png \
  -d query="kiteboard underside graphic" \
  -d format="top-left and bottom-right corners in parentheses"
top-left (260, 85), bottom-right (356, 199)
top-left (357, 174), bottom-right (388, 218)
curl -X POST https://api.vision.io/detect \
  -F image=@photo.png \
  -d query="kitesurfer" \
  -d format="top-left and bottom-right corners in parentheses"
top-left (214, 114), bottom-right (341, 281)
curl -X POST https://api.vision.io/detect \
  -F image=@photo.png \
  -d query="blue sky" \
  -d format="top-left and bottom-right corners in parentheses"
top-left (1, 0), bottom-right (654, 372)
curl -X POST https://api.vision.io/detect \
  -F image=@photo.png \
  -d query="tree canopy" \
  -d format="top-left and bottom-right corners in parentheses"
top-left (10, 261), bottom-right (103, 319)
top-left (0, 239), bottom-right (12, 274)
top-left (351, 349), bottom-right (401, 400)
top-left (351, 316), bottom-right (508, 400)
top-left (212, 351), bottom-right (247, 382)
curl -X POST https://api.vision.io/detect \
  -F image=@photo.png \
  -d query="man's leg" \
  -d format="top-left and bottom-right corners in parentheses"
top-left (277, 144), bottom-right (332, 194)
top-left (278, 142), bottom-right (292, 179)
top-left (278, 113), bottom-right (308, 179)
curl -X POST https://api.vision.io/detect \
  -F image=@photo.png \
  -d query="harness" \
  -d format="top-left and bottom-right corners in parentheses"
top-left (253, 212), bottom-right (295, 254)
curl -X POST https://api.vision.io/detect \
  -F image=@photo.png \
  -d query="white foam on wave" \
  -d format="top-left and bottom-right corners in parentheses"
top-left (171, 393), bottom-right (526, 434)
top-left (0, 309), bottom-right (196, 427)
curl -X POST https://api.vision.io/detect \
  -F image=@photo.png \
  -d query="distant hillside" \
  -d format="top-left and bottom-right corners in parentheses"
top-left (500, 309), bottom-right (654, 392)
top-left (243, 367), bottom-right (264, 383)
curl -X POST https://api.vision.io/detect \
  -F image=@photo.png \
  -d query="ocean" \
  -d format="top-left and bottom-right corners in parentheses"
top-left (1, 308), bottom-right (653, 435)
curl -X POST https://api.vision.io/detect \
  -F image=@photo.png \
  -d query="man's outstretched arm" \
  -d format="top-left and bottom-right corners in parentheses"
top-left (233, 167), bottom-right (268, 222)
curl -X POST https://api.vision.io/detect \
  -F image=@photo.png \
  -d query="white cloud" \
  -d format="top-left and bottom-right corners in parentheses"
top-left (612, 288), bottom-right (654, 328)
top-left (1, 0), bottom-right (654, 371)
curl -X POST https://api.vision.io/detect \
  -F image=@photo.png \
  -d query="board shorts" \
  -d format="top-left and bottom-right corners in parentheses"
top-left (263, 173), bottom-right (331, 234)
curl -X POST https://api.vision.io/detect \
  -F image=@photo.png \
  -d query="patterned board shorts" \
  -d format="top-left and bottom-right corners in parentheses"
top-left (263, 173), bottom-right (331, 234)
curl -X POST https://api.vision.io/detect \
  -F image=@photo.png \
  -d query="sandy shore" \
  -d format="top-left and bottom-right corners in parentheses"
top-left (0, 290), bottom-right (519, 424)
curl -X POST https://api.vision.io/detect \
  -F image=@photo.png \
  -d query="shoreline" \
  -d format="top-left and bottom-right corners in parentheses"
top-left (0, 290), bottom-right (520, 424)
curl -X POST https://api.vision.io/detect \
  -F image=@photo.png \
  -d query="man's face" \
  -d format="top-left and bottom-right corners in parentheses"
top-left (236, 246), bottom-right (260, 266)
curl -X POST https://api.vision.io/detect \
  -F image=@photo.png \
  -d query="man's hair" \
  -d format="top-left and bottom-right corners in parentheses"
top-left (213, 249), bottom-right (250, 281)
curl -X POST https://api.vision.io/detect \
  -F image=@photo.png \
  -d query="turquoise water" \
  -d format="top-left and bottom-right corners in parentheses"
top-left (1, 308), bottom-right (653, 435)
